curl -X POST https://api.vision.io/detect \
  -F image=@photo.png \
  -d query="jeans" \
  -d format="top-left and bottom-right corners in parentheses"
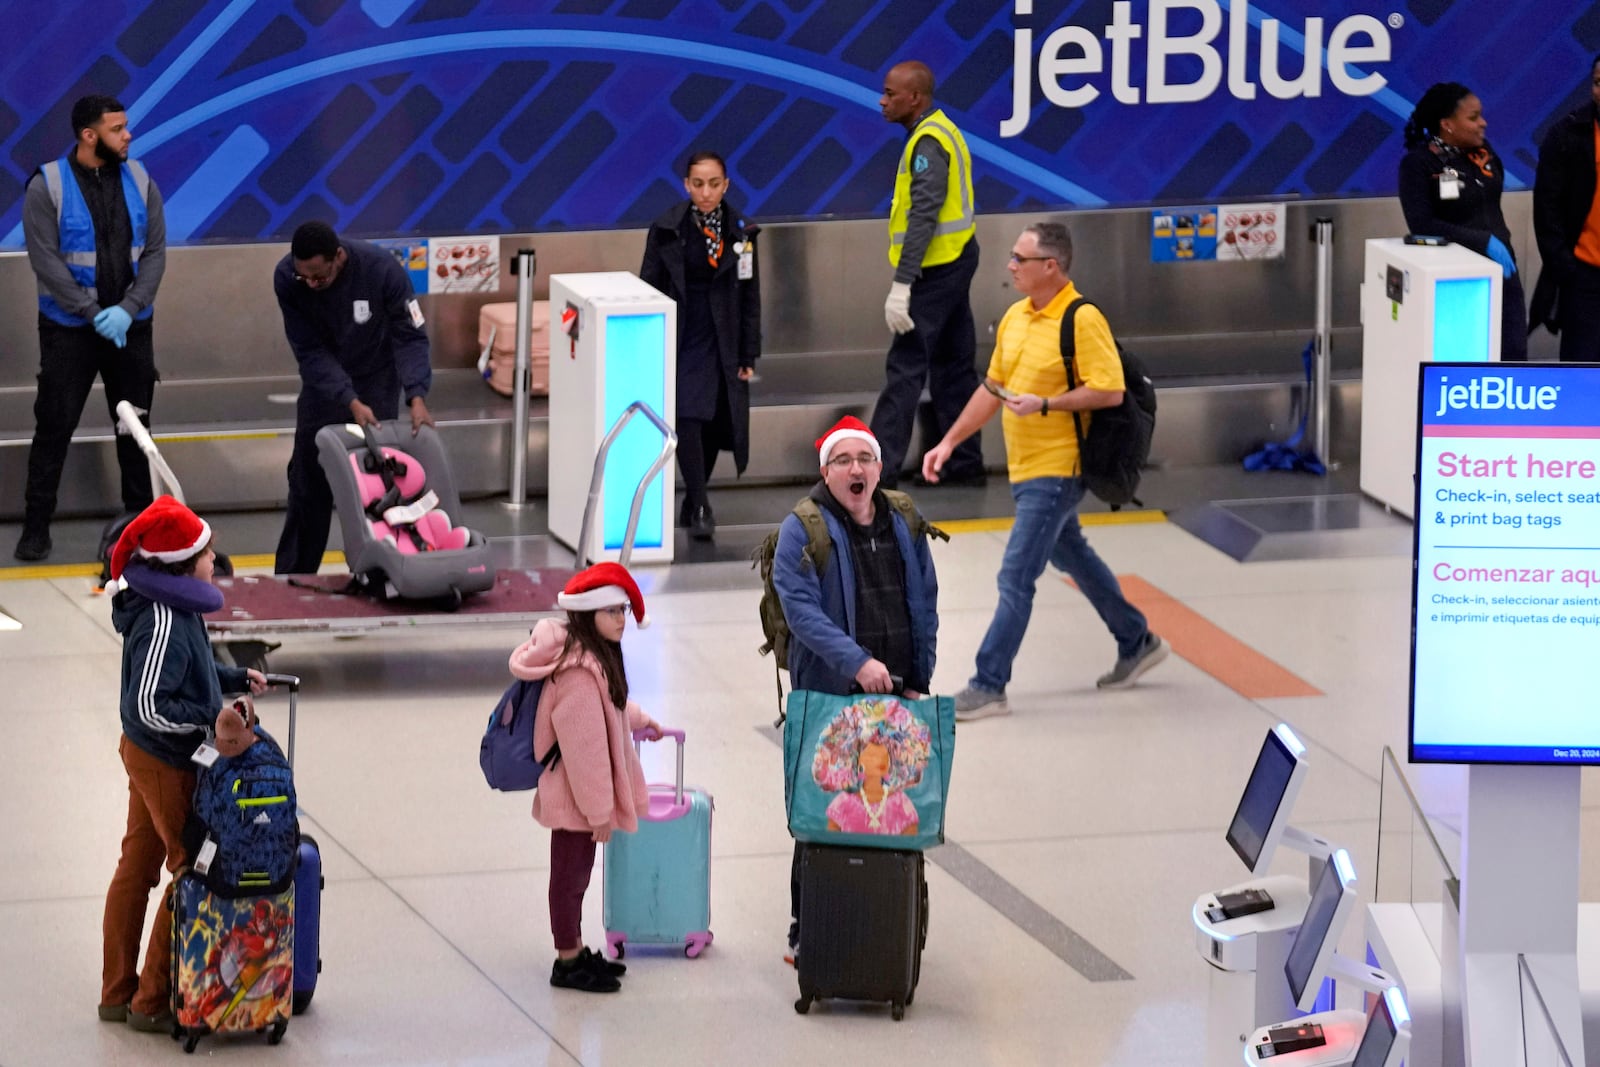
top-left (102, 736), bottom-right (194, 1015)
top-left (972, 477), bottom-right (1148, 692)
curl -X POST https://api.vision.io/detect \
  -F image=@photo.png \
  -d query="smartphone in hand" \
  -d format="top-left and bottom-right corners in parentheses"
top-left (983, 379), bottom-right (1018, 401)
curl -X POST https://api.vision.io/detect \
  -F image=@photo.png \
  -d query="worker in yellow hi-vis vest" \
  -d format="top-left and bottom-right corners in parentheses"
top-left (869, 61), bottom-right (985, 490)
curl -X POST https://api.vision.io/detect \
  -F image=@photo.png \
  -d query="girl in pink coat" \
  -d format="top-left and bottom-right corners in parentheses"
top-left (509, 563), bottom-right (662, 993)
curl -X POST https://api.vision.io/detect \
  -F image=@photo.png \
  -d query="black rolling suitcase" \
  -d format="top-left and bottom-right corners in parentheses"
top-left (794, 844), bottom-right (927, 1020)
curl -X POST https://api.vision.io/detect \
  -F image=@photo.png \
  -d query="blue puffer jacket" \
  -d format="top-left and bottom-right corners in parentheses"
top-left (111, 564), bottom-right (249, 769)
top-left (772, 484), bottom-right (938, 696)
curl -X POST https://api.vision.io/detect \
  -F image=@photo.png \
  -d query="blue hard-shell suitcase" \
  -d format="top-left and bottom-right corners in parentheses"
top-left (602, 730), bottom-right (713, 959)
top-left (265, 675), bottom-right (323, 1015)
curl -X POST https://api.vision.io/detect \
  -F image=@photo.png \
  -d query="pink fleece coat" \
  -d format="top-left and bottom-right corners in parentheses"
top-left (509, 618), bottom-right (657, 834)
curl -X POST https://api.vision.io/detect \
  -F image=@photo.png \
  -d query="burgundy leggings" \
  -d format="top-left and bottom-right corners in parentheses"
top-left (549, 829), bottom-right (598, 951)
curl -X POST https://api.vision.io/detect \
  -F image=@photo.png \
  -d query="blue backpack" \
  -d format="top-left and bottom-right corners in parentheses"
top-left (479, 678), bottom-right (561, 791)
top-left (192, 728), bottom-right (299, 895)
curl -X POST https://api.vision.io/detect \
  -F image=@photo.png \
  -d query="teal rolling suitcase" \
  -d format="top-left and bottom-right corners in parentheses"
top-left (602, 730), bottom-right (713, 959)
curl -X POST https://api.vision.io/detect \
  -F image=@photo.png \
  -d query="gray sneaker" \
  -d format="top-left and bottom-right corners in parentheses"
top-left (1097, 634), bottom-right (1170, 689)
top-left (954, 686), bottom-right (1009, 721)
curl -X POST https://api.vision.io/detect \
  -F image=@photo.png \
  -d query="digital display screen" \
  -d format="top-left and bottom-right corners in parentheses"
top-left (1225, 730), bottom-right (1296, 870)
top-left (1350, 993), bottom-right (1397, 1067)
top-left (1285, 852), bottom-right (1344, 1003)
top-left (1411, 363), bottom-right (1600, 764)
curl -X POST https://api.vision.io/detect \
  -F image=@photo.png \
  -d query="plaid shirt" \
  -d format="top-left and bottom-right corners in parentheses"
top-left (816, 486), bottom-right (918, 690)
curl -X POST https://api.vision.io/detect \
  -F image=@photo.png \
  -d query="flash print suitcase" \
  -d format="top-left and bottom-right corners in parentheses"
top-left (170, 873), bottom-right (294, 1053)
top-left (794, 844), bottom-right (926, 1021)
top-left (602, 729), bottom-right (714, 959)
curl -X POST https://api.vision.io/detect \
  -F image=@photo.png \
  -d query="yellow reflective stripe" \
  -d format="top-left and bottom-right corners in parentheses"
top-left (236, 795), bottom-right (289, 807)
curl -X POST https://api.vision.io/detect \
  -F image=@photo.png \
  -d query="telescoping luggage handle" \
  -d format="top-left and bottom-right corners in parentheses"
top-left (263, 674), bottom-right (302, 768)
top-left (633, 728), bottom-right (685, 809)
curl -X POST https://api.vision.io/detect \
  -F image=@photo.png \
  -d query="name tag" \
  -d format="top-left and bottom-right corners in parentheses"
top-left (738, 248), bottom-right (754, 281)
top-left (191, 742), bottom-right (220, 768)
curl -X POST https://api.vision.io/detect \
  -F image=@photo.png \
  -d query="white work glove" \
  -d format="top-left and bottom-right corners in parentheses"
top-left (884, 281), bottom-right (914, 335)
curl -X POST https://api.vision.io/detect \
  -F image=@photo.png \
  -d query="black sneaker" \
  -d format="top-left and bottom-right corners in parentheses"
top-left (13, 528), bottom-right (50, 562)
top-left (551, 954), bottom-right (620, 993)
top-left (577, 945), bottom-right (625, 978)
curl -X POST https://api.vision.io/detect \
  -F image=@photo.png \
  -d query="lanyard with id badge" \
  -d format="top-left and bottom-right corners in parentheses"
top-left (1438, 165), bottom-right (1463, 201)
top-left (734, 238), bottom-right (754, 281)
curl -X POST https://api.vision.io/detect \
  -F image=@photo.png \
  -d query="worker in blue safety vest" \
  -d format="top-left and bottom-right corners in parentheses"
top-left (16, 95), bottom-right (166, 562)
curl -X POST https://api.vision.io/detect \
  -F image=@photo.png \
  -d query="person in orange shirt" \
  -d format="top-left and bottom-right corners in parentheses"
top-left (1532, 55), bottom-right (1600, 360)
top-left (921, 222), bottom-right (1166, 722)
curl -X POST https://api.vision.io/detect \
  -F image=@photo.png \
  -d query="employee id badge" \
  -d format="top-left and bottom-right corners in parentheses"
top-left (738, 245), bottom-right (754, 281)
top-left (1439, 167), bottom-right (1461, 201)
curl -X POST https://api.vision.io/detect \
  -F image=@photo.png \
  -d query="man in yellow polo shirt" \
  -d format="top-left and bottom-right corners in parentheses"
top-left (922, 222), bottom-right (1167, 720)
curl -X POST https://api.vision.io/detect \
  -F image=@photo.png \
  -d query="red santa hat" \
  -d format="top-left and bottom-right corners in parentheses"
top-left (556, 561), bottom-right (649, 627)
top-left (108, 495), bottom-right (212, 586)
top-left (816, 415), bottom-right (881, 467)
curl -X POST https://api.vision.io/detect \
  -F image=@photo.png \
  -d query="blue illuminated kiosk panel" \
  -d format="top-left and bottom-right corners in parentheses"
top-left (546, 272), bottom-right (676, 565)
top-left (1411, 363), bottom-right (1600, 764)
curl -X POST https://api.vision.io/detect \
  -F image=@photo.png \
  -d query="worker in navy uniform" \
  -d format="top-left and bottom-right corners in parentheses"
top-left (272, 220), bottom-right (434, 574)
top-left (869, 61), bottom-right (985, 489)
top-left (16, 95), bottom-right (166, 562)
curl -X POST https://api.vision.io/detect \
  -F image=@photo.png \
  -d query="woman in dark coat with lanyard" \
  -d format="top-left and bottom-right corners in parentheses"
top-left (640, 151), bottom-right (762, 541)
top-left (1398, 82), bottom-right (1527, 361)
top-left (1531, 55), bottom-right (1600, 360)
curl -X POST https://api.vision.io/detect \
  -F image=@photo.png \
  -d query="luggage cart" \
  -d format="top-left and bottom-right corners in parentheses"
top-left (114, 400), bottom-right (675, 672)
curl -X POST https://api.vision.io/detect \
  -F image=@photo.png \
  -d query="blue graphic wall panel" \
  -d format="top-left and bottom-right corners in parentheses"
top-left (0, 1), bottom-right (1596, 248)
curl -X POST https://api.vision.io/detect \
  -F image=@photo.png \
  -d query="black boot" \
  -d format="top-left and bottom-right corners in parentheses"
top-left (688, 504), bottom-right (715, 541)
top-left (14, 524), bottom-right (51, 562)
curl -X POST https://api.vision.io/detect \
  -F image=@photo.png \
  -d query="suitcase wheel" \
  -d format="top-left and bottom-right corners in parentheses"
top-left (685, 931), bottom-right (712, 959)
top-left (794, 995), bottom-right (811, 1015)
top-left (268, 1019), bottom-right (287, 1046)
top-left (891, 1002), bottom-right (906, 1022)
top-left (183, 1032), bottom-right (200, 1054)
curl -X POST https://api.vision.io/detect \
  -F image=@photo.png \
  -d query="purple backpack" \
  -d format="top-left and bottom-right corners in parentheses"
top-left (479, 678), bottom-right (561, 791)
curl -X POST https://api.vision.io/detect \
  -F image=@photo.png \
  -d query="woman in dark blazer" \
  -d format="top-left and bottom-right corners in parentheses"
top-left (640, 151), bottom-right (762, 541)
top-left (1531, 55), bottom-right (1600, 360)
top-left (1398, 82), bottom-right (1527, 361)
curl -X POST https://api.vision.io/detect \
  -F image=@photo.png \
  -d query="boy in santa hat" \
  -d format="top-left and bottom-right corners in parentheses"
top-left (100, 496), bottom-right (267, 1031)
top-left (770, 415), bottom-right (941, 965)
top-left (508, 562), bottom-right (665, 993)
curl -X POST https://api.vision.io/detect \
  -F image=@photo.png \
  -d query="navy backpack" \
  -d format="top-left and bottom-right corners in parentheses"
top-left (479, 678), bottom-right (561, 791)
top-left (191, 728), bottom-right (299, 895)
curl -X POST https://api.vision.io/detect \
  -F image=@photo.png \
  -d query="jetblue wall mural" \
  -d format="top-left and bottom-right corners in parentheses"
top-left (0, 0), bottom-right (1595, 248)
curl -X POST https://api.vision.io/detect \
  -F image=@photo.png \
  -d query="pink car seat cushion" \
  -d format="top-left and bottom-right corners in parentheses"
top-left (349, 450), bottom-right (471, 554)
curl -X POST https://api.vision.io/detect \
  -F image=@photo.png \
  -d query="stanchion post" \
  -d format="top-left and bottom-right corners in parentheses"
top-left (504, 248), bottom-right (537, 509)
top-left (1312, 217), bottom-right (1334, 466)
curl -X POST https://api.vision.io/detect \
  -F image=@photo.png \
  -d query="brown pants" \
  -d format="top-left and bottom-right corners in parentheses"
top-left (102, 736), bottom-right (195, 1015)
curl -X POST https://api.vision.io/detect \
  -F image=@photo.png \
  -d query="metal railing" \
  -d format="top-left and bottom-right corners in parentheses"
top-left (1519, 954), bottom-right (1577, 1065)
top-left (574, 400), bottom-right (677, 568)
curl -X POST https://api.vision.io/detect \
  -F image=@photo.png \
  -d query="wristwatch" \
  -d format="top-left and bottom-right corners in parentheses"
top-left (1041, 398), bottom-right (1050, 416)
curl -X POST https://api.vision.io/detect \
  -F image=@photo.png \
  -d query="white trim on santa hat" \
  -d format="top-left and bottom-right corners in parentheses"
top-left (817, 417), bottom-right (881, 467)
top-left (138, 519), bottom-right (212, 563)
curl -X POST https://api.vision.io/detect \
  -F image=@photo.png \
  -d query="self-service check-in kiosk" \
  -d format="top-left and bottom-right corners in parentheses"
top-left (1359, 238), bottom-right (1501, 518)
top-left (547, 272), bottom-right (676, 565)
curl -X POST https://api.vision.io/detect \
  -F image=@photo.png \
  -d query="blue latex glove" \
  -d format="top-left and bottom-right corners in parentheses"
top-left (93, 306), bottom-right (132, 348)
top-left (1485, 236), bottom-right (1516, 279)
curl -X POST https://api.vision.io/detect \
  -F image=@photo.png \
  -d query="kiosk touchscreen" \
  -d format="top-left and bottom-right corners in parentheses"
top-left (1350, 987), bottom-right (1412, 1067)
top-left (1412, 362), bottom-right (1600, 764)
top-left (1284, 850), bottom-right (1393, 1011)
top-left (1227, 724), bottom-right (1310, 877)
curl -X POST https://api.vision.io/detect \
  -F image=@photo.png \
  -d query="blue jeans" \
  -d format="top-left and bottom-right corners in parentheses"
top-left (972, 477), bottom-right (1148, 692)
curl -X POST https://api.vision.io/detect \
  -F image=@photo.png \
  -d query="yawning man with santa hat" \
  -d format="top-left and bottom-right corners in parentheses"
top-left (769, 415), bottom-right (942, 964)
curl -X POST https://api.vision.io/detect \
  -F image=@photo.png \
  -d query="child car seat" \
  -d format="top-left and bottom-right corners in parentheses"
top-left (315, 423), bottom-right (495, 603)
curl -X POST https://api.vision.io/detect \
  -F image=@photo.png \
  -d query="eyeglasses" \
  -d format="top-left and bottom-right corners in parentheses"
top-left (826, 453), bottom-right (880, 469)
top-left (1008, 253), bottom-right (1054, 265)
top-left (293, 250), bottom-right (343, 287)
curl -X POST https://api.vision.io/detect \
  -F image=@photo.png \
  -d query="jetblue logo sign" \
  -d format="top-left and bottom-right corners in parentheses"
top-left (1003, 0), bottom-right (1398, 136)
top-left (1434, 375), bottom-right (1560, 417)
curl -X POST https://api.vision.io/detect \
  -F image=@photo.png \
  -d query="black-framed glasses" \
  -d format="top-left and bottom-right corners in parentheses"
top-left (1008, 253), bottom-right (1054, 264)
top-left (293, 249), bottom-right (345, 287)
